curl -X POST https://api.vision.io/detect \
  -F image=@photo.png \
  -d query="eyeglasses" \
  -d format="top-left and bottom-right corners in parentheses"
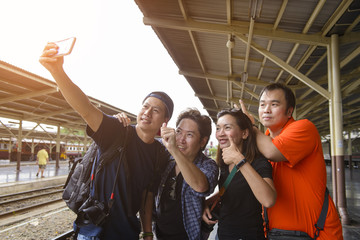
top-left (169, 176), bottom-right (177, 200)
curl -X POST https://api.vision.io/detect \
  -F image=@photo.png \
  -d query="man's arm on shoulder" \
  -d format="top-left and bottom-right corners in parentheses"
top-left (254, 128), bottom-right (287, 162)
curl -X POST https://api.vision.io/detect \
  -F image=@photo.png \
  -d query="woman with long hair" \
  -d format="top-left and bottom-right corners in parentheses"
top-left (202, 108), bottom-right (276, 240)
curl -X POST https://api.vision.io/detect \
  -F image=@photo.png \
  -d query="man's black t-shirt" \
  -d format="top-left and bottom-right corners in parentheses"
top-left (84, 114), bottom-right (168, 239)
top-left (156, 168), bottom-right (188, 240)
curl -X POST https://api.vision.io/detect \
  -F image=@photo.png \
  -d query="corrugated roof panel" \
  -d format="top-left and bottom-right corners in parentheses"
top-left (195, 32), bottom-right (229, 74)
top-left (135, 0), bottom-right (183, 19)
top-left (134, 0), bottom-right (360, 133)
top-left (155, 28), bottom-right (202, 71)
top-left (251, 0), bottom-right (284, 24)
top-left (279, 0), bottom-right (319, 33)
top-left (187, 0), bottom-right (227, 24)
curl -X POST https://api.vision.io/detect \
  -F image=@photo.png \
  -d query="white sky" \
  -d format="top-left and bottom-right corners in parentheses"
top-left (0, 0), bottom-right (217, 144)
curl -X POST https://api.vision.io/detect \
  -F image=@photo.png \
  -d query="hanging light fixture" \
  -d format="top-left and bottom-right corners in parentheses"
top-left (226, 35), bottom-right (235, 49)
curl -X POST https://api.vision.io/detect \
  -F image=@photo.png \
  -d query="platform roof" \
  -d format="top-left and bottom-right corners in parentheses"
top-left (134, 0), bottom-right (360, 136)
top-left (0, 60), bottom-right (137, 142)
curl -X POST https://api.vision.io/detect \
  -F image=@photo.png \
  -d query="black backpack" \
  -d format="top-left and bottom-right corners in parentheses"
top-left (62, 127), bottom-right (130, 214)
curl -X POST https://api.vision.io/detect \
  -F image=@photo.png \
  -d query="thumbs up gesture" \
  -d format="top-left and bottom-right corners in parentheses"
top-left (161, 122), bottom-right (176, 152)
top-left (222, 137), bottom-right (243, 165)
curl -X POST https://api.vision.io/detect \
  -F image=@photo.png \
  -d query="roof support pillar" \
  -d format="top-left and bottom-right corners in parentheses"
top-left (347, 131), bottom-right (353, 170)
top-left (329, 34), bottom-right (350, 225)
top-left (16, 120), bottom-right (23, 171)
top-left (327, 41), bottom-right (337, 207)
top-left (83, 127), bottom-right (89, 152)
top-left (30, 138), bottom-right (35, 161)
top-left (56, 125), bottom-right (61, 169)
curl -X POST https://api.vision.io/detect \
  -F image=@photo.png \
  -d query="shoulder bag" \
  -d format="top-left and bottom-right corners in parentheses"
top-left (264, 188), bottom-right (329, 240)
top-left (201, 164), bottom-right (238, 238)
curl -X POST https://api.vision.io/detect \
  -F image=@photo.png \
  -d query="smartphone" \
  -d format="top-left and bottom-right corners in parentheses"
top-left (53, 37), bottom-right (76, 57)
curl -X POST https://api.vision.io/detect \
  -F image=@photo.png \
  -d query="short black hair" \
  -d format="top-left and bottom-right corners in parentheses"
top-left (176, 108), bottom-right (212, 151)
top-left (143, 91), bottom-right (174, 119)
top-left (259, 83), bottom-right (296, 115)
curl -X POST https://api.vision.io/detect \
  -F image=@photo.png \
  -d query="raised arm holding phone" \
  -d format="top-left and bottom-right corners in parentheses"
top-left (39, 41), bottom-right (103, 132)
top-left (40, 41), bottom-right (174, 240)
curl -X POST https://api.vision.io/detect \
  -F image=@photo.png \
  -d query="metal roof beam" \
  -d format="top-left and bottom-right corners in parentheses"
top-left (275, 0), bottom-right (326, 83)
top-left (143, 17), bottom-right (330, 46)
top-left (195, 93), bottom-right (258, 107)
top-left (0, 88), bottom-right (58, 105)
top-left (179, 70), bottom-right (271, 87)
top-left (27, 108), bottom-right (75, 122)
top-left (195, 94), bottom-right (259, 112)
top-left (0, 62), bottom-right (57, 88)
top-left (340, 45), bottom-right (360, 68)
top-left (235, 33), bottom-right (330, 100)
top-left (343, 78), bottom-right (360, 97)
top-left (321, 0), bottom-right (354, 34)
top-left (340, 32), bottom-right (360, 45)
top-left (0, 108), bottom-right (85, 130)
top-left (177, 0), bottom-right (218, 109)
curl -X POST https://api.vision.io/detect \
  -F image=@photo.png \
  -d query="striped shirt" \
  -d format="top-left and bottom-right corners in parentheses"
top-left (154, 152), bottom-right (219, 240)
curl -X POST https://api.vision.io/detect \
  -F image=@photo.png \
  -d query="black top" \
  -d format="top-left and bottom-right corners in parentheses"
top-left (218, 155), bottom-right (272, 240)
top-left (84, 114), bottom-right (169, 240)
top-left (156, 168), bottom-right (188, 240)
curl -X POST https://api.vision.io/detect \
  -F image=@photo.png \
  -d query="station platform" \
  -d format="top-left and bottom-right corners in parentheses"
top-left (0, 160), bottom-right (69, 182)
top-left (0, 160), bottom-right (69, 195)
top-left (0, 161), bottom-right (359, 239)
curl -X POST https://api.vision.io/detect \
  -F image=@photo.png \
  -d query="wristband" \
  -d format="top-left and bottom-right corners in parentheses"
top-left (235, 158), bottom-right (246, 169)
top-left (140, 232), bottom-right (154, 238)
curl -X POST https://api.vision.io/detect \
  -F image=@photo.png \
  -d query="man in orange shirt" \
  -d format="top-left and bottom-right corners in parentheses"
top-left (240, 83), bottom-right (343, 239)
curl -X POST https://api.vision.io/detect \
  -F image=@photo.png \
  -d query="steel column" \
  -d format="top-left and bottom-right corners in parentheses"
top-left (347, 131), bottom-right (353, 170)
top-left (16, 120), bottom-right (23, 171)
top-left (327, 44), bottom-right (337, 205)
top-left (56, 125), bottom-right (60, 168)
top-left (330, 34), bottom-right (350, 225)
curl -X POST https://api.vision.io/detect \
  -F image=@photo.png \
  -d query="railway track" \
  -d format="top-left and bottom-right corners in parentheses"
top-left (0, 184), bottom-right (64, 200)
top-left (0, 198), bottom-right (64, 218)
top-left (0, 185), bottom-right (63, 205)
top-left (0, 184), bottom-right (65, 226)
top-left (50, 229), bottom-right (75, 240)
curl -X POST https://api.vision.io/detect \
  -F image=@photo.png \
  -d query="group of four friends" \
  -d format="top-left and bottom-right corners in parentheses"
top-left (39, 41), bottom-right (343, 240)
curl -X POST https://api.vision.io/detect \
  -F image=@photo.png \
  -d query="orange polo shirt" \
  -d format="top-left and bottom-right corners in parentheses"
top-left (266, 117), bottom-right (343, 240)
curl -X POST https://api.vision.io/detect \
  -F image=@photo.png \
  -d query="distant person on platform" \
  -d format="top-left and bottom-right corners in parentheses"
top-left (36, 148), bottom-right (49, 178)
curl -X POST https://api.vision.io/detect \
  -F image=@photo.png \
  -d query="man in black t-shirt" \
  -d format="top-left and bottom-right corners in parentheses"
top-left (40, 42), bottom-right (174, 239)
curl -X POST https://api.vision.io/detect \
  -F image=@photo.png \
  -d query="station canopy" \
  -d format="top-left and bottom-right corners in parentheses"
top-left (0, 1), bottom-right (359, 141)
top-left (0, 60), bottom-right (137, 142)
top-left (134, 0), bottom-right (360, 136)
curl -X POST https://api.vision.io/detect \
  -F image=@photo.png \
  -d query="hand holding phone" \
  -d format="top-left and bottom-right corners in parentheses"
top-left (53, 37), bottom-right (76, 57)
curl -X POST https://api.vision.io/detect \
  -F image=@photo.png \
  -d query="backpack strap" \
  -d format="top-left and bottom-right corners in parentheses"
top-left (264, 205), bottom-right (270, 236)
top-left (264, 187), bottom-right (329, 240)
top-left (314, 187), bottom-right (329, 239)
top-left (209, 164), bottom-right (238, 212)
top-left (107, 129), bottom-right (129, 210)
top-left (92, 126), bottom-right (130, 213)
